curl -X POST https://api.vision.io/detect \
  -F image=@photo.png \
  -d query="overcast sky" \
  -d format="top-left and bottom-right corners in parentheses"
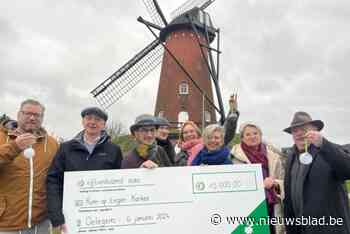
top-left (1, 0), bottom-right (349, 147)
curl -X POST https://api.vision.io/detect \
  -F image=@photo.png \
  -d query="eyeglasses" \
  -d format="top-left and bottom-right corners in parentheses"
top-left (158, 126), bottom-right (169, 130)
top-left (20, 111), bottom-right (42, 119)
top-left (137, 127), bottom-right (156, 134)
top-left (84, 115), bottom-right (104, 122)
top-left (291, 126), bottom-right (310, 134)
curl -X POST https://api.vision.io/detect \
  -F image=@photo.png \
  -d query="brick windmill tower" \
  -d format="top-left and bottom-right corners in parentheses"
top-left (91, 0), bottom-right (225, 128)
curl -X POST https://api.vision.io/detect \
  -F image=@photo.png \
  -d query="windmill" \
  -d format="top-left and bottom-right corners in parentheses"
top-left (90, 0), bottom-right (225, 127)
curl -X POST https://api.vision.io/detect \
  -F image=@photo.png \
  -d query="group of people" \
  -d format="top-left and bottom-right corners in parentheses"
top-left (0, 97), bottom-right (350, 234)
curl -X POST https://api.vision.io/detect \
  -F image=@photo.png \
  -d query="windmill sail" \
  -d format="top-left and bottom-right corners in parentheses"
top-left (91, 39), bottom-right (163, 109)
top-left (170, 0), bottom-right (215, 20)
top-left (142, 0), bottom-right (167, 27)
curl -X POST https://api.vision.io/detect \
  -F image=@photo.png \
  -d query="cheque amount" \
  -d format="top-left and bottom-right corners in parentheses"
top-left (192, 170), bottom-right (258, 194)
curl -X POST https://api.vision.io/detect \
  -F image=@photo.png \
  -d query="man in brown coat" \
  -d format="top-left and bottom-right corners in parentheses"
top-left (0, 99), bottom-right (59, 233)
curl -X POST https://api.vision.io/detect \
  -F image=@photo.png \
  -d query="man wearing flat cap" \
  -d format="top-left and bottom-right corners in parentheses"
top-left (283, 111), bottom-right (350, 234)
top-left (121, 114), bottom-right (172, 169)
top-left (47, 107), bottom-right (123, 233)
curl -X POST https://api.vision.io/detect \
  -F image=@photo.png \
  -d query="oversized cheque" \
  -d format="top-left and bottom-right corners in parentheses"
top-left (63, 164), bottom-right (270, 234)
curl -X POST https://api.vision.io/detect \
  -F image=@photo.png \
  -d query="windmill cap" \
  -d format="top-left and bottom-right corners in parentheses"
top-left (130, 114), bottom-right (158, 134)
top-left (81, 107), bottom-right (108, 121)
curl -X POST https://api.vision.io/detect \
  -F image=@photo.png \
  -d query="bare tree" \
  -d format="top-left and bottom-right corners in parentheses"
top-left (106, 120), bottom-right (124, 139)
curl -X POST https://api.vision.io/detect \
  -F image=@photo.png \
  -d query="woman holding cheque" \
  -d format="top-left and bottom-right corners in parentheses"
top-left (231, 122), bottom-right (285, 234)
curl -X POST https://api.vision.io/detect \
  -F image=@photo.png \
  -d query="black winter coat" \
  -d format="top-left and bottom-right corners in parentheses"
top-left (46, 132), bottom-right (123, 227)
top-left (156, 138), bottom-right (176, 164)
top-left (284, 138), bottom-right (350, 234)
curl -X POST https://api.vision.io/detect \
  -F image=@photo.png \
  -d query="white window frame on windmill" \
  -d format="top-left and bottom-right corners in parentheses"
top-left (204, 111), bottom-right (211, 123)
top-left (179, 82), bottom-right (189, 95)
top-left (158, 111), bottom-right (165, 117)
top-left (178, 111), bottom-right (189, 127)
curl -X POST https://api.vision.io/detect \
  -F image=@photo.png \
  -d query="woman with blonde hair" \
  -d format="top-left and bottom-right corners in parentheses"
top-left (231, 122), bottom-right (285, 234)
top-left (191, 124), bottom-right (232, 165)
top-left (175, 121), bottom-right (203, 166)
top-left (175, 94), bottom-right (239, 166)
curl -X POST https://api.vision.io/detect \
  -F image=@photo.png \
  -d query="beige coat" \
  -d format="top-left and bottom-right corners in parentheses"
top-left (231, 143), bottom-right (285, 234)
top-left (0, 124), bottom-right (59, 230)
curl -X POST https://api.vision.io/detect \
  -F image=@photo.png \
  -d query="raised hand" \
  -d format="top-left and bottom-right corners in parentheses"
top-left (229, 93), bottom-right (238, 112)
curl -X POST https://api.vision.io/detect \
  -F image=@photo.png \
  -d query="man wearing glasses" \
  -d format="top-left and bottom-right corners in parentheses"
top-left (122, 114), bottom-right (172, 169)
top-left (0, 99), bottom-right (59, 234)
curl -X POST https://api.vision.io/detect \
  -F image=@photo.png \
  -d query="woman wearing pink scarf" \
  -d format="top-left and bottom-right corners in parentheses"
top-left (175, 121), bottom-right (204, 166)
